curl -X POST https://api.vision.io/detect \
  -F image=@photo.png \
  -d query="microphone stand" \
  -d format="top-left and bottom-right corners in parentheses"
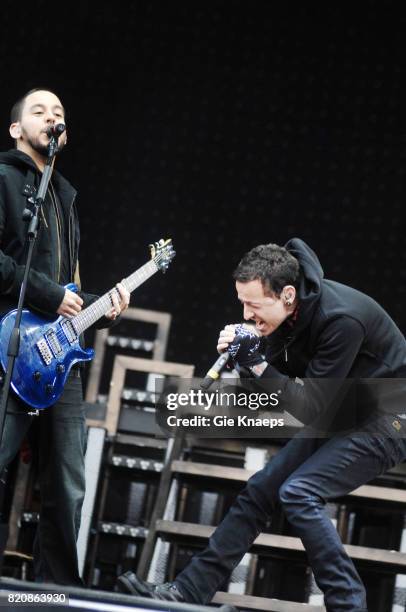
top-left (0, 133), bottom-right (61, 445)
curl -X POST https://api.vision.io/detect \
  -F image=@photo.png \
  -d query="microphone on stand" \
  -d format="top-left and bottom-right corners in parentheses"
top-left (200, 352), bottom-right (232, 390)
top-left (46, 123), bottom-right (66, 139)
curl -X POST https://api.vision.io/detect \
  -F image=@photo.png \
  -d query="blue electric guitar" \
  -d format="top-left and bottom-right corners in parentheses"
top-left (0, 239), bottom-right (175, 410)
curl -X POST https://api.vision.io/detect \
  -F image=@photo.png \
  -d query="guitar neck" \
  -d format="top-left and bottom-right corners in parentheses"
top-left (72, 260), bottom-right (158, 334)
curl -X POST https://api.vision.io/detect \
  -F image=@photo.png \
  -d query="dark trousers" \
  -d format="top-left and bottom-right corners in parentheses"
top-left (176, 413), bottom-right (406, 612)
top-left (0, 372), bottom-right (86, 585)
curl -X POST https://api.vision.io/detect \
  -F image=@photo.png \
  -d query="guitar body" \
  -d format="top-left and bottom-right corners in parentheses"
top-left (0, 287), bottom-right (94, 410)
top-left (0, 239), bottom-right (175, 410)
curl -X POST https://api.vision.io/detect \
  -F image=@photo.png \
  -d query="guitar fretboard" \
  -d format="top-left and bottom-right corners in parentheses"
top-left (72, 260), bottom-right (158, 334)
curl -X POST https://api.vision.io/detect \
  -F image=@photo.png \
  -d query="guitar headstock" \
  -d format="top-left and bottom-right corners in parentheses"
top-left (150, 238), bottom-right (176, 272)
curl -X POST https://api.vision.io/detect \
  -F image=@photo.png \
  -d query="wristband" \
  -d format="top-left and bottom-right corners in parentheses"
top-left (248, 361), bottom-right (269, 378)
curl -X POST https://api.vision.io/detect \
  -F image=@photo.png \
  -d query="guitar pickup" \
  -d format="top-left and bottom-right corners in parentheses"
top-left (36, 338), bottom-right (53, 366)
top-left (60, 319), bottom-right (78, 344)
top-left (44, 329), bottom-right (63, 357)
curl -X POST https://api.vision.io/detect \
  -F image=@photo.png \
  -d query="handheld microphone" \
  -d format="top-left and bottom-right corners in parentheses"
top-left (46, 123), bottom-right (66, 139)
top-left (200, 352), bottom-right (231, 390)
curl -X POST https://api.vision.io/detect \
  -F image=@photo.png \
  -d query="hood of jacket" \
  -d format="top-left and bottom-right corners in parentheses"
top-left (0, 149), bottom-right (38, 170)
top-left (284, 238), bottom-right (324, 333)
top-left (0, 149), bottom-right (76, 201)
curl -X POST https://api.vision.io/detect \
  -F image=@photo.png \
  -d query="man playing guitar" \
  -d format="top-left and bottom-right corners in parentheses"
top-left (0, 88), bottom-right (129, 584)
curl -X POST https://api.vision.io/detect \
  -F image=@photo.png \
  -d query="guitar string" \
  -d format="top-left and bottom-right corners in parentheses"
top-left (52, 248), bottom-right (172, 339)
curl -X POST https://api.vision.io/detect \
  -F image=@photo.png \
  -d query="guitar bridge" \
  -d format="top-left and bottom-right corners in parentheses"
top-left (36, 338), bottom-right (53, 366)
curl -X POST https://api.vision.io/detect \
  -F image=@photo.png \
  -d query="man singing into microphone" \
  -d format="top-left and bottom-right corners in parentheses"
top-left (0, 88), bottom-right (130, 584)
top-left (118, 239), bottom-right (406, 611)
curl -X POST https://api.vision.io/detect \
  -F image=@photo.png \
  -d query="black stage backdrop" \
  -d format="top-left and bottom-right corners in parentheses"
top-left (0, 1), bottom-right (405, 373)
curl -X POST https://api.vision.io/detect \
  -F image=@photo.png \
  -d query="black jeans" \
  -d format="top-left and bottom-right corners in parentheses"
top-left (176, 414), bottom-right (406, 612)
top-left (0, 372), bottom-right (86, 585)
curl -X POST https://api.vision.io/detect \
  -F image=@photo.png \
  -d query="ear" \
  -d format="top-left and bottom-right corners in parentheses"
top-left (282, 285), bottom-right (297, 306)
top-left (9, 122), bottom-right (21, 140)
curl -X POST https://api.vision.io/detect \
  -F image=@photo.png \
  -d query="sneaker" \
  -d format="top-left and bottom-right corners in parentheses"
top-left (116, 572), bottom-right (185, 602)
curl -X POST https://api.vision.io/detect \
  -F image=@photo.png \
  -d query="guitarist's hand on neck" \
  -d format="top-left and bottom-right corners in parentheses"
top-left (57, 288), bottom-right (83, 318)
top-left (105, 281), bottom-right (130, 321)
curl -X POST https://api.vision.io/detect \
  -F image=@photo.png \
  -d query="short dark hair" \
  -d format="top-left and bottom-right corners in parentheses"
top-left (233, 243), bottom-right (300, 296)
top-left (10, 88), bottom-right (64, 123)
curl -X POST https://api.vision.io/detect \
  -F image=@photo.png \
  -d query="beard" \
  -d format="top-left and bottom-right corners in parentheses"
top-left (21, 128), bottom-right (66, 157)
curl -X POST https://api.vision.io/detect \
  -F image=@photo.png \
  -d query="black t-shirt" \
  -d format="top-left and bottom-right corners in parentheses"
top-left (45, 182), bottom-right (70, 285)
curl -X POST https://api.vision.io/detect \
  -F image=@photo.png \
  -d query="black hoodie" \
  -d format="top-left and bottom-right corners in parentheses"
top-left (260, 238), bottom-right (406, 424)
top-left (0, 149), bottom-right (104, 321)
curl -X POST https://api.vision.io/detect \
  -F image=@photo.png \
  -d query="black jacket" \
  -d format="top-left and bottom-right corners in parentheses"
top-left (261, 238), bottom-right (406, 423)
top-left (0, 150), bottom-right (106, 323)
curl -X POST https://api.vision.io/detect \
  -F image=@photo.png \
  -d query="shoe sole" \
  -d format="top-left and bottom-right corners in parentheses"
top-left (116, 574), bottom-right (141, 595)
